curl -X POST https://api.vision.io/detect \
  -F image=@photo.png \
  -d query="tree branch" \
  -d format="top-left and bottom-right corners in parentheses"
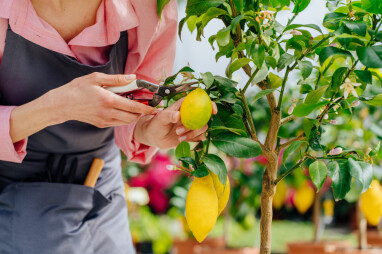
top-left (240, 90), bottom-right (265, 149)
top-left (278, 133), bottom-right (306, 151)
top-left (280, 115), bottom-right (296, 125)
top-left (277, 34), bottom-right (332, 111)
top-left (273, 157), bottom-right (308, 185)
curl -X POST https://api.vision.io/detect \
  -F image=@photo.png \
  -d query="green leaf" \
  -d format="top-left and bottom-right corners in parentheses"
top-left (186, 0), bottom-right (225, 16)
top-left (178, 17), bottom-right (187, 41)
top-left (157, 0), bottom-right (171, 18)
top-left (323, 12), bottom-right (347, 30)
top-left (268, 73), bottom-right (283, 88)
top-left (304, 85), bottom-right (329, 105)
top-left (187, 16), bottom-right (199, 32)
top-left (202, 154), bottom-right (228, 185)
top-left (369, 141), bottom-right (381, 156)
top-left (201, 72), bottom-right (214, 89)
top-left (229, 58), bottom-right (251, 75)
top-left (361, 0), bottom-right (382, 14)
top-left (356, 45), bottom-right (382, 68)
top-left (354, 70), bottom-right (372, 84)
top-left (282, 140), bottom-right (306, 163)
top-left (202, 7), bottom-right (228, 26)
top-left (292, 0), bottom-right (311, 13)
top-left (179, 157), bottom-right (197, 169)
top-left (277, 53), bottom-right (295, 71)
top-left (327, 160), bottom-right (352, 200)
top-left (279, 0), bottom-right (291, 6)
top-left (309, 161), bottom-right (328, 191)
top-left (298, 60), bottom-right (313, 79)
top-left (217, 27), bottom-right (231, 46)
top-left (208, 126), bottom-right (247, 136)
top-left (359, 94), bottom-right (382, 106)
top-left (178, 66), bottom-right (195, 73)
top-left (292, 101), bottom-right (328, 117)
top-left (284, 24), bottom-right (323, 34)
top-left (331, 67), bottom-right (349, 92)
top-left (214, 76), bottom-right (238, 87)
top-left (343, 21), bottom-right (367, 37)
top-left (212, 132), bottom-right (262, 158)
top-left (319, 46), bottom-right (352, 66)
top-left (175, 142), bottom-right (191, 160)
top-left (252, 45), bottom-right (266, 69)
top-left (345, 179), bottom-right (363, 203)
top-left (192, 164), bottom-right (210, 177)
top-left (348, 158), bottom-right (373, 193)
top-left (210, 104), bottom-right (247, 136)
top-left (303, 118), bottom-right (316, 139)
top-left (233, 0), bottom-right (244, 12)
top-left (251, 89), bottom-right (277, 103)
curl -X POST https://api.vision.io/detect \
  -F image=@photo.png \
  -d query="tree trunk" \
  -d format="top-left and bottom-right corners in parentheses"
top-left (313, 192), bottom-right (323, 243)
top-left (357, 200), bottom-right (368, 250)
top-left (259, 155), bottom-right (277, 254)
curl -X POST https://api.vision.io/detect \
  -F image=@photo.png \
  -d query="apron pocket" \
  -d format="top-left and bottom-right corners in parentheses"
top-left (0, 182), bottom-right (110, 254)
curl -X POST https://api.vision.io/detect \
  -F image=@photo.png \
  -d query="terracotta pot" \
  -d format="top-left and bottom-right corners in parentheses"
top-left (194, 246), bottom-right (259, 254)
top-left (335, 248), bottom-right (382, 254)
top-left (287, 241), bottom-right (351, 254)
top-left (367, 231), bottom-right (382, 247)
top-left (172, 237), bottom-right (225, 254)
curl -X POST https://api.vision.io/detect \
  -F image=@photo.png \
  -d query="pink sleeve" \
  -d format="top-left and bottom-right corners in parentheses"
top-left (0, 18), bottom-right (28, 163)
top-left (0, 106), bottom-right (28, 162)
top-left (115, 0), bottom-right (178, 164)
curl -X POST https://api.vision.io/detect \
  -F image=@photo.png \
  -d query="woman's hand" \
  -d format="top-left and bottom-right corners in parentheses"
top-left (10, 73), bottom-right (156, 143)
top-left (48, 72), bottom-right (156, 127)
top-left (134, 98), bottom-right (218, 150)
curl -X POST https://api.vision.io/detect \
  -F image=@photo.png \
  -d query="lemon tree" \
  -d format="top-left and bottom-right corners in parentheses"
top-left (158, 0), bottom-right (382, 253)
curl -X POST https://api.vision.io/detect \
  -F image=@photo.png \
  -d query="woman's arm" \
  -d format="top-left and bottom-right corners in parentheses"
top-left (114, 0), bottom-right (178, 164)
top-left (0, 18), bottom-right (29, 162)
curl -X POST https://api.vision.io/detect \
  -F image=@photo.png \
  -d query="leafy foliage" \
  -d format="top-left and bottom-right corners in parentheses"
top-left (157, 0), bottom-right (382, 246)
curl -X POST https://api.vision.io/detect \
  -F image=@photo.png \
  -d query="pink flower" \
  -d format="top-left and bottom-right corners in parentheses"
top-left (352, 100), bottom-right (360, 107)
top-left (148, 189), bottom-right (169, 214)
top-left (288, 102), bottom-right (297, 115)
top-left (328, 147), bottom-right (343, 156)
top-left (290, 30), bottom-right (302, 36)
top-left (146, 153), bottom-right (180, 189)
top-left (330, 120), bottom-right (337, 125)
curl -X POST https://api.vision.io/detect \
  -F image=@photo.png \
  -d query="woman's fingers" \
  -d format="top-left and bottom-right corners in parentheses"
top-left (90, 72), bottom-right (136, 86)
top-left (112, 95), bottom-right (157, 115)
top-left (109, 109), bottom-right (141, 123)
top-left (212, 101), bottom-right (218, 115)
top-left (187, 133), bottom-right (207, 142)
top-left (178, 125), bottom-right (208, 142)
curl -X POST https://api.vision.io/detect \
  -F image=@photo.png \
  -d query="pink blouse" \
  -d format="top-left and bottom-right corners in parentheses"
top-left (0, 0), bottom-right (178, 164)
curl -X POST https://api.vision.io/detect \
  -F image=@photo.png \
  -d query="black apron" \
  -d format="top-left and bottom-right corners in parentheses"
top-left (0, 25), bottom-right (134, 253)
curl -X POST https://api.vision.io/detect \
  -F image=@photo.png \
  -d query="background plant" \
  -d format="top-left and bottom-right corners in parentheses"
top-left (157, 0), bottom-right (382, 253)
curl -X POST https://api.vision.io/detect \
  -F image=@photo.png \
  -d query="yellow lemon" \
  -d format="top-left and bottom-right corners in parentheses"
top-left (180, 88), bottom-right (212, 130)
top-left (185, 175), bottom-right (218, 242)
top-left (209, 172), bottom-right (230, 215)
top-left (294, 182), bottom-right (315, 214)
top-left (360, 180), bottom-right (382, 226)
top-left (273, 180), bottom-right (287, 210)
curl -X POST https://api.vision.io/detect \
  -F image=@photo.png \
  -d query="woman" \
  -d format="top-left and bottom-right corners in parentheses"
top-left (0, 0), bottom-right (214, 253)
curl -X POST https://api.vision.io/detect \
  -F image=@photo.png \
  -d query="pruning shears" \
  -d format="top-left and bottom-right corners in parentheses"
top-left (105, 79), bottom-right (196, 107)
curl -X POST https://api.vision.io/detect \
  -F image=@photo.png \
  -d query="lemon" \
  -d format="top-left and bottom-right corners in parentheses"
top-left (180, 88), bottom-right (212, 130)
top-left (185, 175), bottom-right (218, 242)
top-left (209, 172), bottom-right (230, 215)
top-left (294, 182), bottom-right (315, 214)
top-left (360, 180), bottom-right (382, 226)
top-left (273, 180), bottom-right (287, 210)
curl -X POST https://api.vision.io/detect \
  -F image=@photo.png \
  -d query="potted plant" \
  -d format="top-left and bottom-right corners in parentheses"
top-left (157, 0), bottom-right (382, 253)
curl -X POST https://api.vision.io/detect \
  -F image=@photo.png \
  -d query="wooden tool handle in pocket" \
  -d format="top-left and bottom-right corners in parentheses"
top-left (84, 158), bottom-right (104, 188)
